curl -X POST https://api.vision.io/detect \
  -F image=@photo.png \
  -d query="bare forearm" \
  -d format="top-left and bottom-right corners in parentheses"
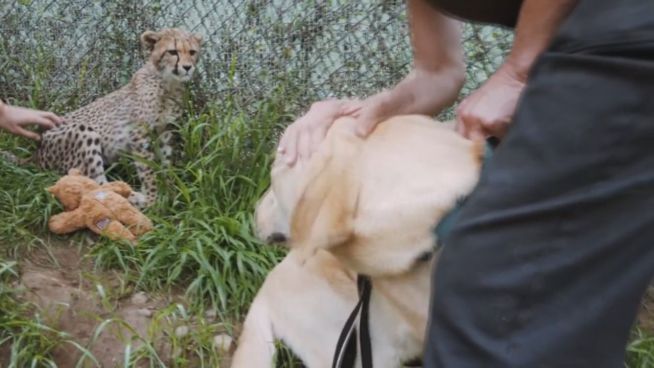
top-left (361, 1), bottom-right (465, 118)
top-left (455, 0), bottom-right (579, 140)
top-left (506, 0), bottom-right (578, 79)
top-left (363, 66), bottom-right (464, 118)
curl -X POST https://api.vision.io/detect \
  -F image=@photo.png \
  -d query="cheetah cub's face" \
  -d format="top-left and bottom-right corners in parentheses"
top-left (141, 28), bottom-right (202, 83)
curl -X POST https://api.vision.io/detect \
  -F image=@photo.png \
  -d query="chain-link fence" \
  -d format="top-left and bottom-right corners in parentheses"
top-left (0, 0), bottom-right (513, 115)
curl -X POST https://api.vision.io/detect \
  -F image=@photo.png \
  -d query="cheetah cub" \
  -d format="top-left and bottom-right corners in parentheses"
top-left (37, 28), bottom-right (202, 208)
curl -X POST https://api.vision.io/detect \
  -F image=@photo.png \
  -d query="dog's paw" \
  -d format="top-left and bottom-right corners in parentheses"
top-left (128, 192), bottom-right (148, 209)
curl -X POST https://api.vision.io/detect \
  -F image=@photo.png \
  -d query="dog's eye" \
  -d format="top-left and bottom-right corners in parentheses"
top-left (167, 50), bottom-right (178, 56)
top-left (190, 50), bottom-right (197, 56)
top-left (415, 250), bottom-right (434, 263)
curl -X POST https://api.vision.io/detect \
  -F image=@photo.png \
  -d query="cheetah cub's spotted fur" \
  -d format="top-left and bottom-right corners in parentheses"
top-left (37, 28), bottom-right (202, 208)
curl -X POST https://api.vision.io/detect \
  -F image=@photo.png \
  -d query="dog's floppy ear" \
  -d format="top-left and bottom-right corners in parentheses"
top-left (290, 129), bottom-right (361, 260)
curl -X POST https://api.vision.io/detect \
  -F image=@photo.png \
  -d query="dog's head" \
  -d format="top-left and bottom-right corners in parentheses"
top-left (254, 146), bottom-right (310, 246)
top-left (255, 116), bottom-right (482, 277)
top-left (254, 117), bottom-right (361, 246)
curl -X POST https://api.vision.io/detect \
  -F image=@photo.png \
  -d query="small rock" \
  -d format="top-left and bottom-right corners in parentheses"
top-left (205, 308), bottom-right (217, 320)
top-left (213, 333), bottom-right (233, 352)
top-left (175, 325), bottom-right (189, 338)
top-left (137, 308), bottom-right (153, 317)
top-left (130, 291), bottom-right (148, 305)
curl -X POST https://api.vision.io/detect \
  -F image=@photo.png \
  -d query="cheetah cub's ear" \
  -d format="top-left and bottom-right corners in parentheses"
top-left (192, 33), bottom-right (204, 46)
top-left (140, 30), bottom-right (161, 52)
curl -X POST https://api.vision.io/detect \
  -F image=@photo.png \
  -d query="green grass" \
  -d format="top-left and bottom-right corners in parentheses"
top-left (1, 87), bottom-right (654, 367)
top-left (89, 97), bottom-right (288, 318)
top-left (629, 329), bottom-right (654, 368)
top-left (0, 87), bottom-right (302, 366)
top-left (0, 257), bottom-right (98, 367)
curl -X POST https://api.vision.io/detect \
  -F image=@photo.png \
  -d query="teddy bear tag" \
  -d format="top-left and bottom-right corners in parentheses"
top-left (96, 218), bottom-right (110, 230)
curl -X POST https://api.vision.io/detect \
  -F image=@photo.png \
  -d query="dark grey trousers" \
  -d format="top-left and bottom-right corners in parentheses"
top-left (424, 0), bottom-right (654, 367)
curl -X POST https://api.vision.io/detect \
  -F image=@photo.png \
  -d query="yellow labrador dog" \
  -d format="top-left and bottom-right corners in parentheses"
top-left (232, 115), bottom-right (483, 367)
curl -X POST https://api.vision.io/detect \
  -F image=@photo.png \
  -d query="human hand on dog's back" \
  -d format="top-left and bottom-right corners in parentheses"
top-left (277, 99), bottom-right (362, 166)
top-left (277, 91), bottom-right (432, 166)
top-left (454, 0), bottom-right (577, 141)
top-left (278, 1), bottom-right (465, 167)
top-left (455, 64), bottom-right (526, 141)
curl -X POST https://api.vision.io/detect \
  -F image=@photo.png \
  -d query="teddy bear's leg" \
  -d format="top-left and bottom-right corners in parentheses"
top-left (85, 210), bottom-right (136, 242)
top-left (114, 209), bottom-right (152, 236)
top-left (49, 210), bottom-right (87, 234)
top-left (78, 197), bottom-right (127, 240)
top-left (129, 221), bottom-right (153, 237)
top-left (96, 220), bottom-right (137, 243)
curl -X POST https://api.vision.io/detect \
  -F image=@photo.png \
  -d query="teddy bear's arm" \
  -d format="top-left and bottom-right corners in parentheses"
top-left (48, 210), bottom-right (87, 234)
top-left (100, 182), bottom-right (133, 198)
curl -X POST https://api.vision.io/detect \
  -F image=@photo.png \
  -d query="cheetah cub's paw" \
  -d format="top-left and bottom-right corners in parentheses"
top-left (128, 192), bottom-right (148, 209)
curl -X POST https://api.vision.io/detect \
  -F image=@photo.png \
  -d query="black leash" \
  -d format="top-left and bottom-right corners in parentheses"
top-left (332, 275), bottom-right (373, 368)
top-left (358, 275), bottom-right (373, 367)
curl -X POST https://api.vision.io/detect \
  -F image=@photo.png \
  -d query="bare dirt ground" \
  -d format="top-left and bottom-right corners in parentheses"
top-left (2, 241), bottom-right (234, 367)
top-left (17, 243), bottom-right (172, 367)
top-left (3, 240), bottom-right (654, 367)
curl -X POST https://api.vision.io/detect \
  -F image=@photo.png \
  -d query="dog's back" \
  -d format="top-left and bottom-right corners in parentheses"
top-left (237, 114), bottom-right (484, 367)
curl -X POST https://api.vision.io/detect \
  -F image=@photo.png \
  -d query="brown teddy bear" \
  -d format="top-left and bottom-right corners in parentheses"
top-left (46, 169), bottom-right (153, 242)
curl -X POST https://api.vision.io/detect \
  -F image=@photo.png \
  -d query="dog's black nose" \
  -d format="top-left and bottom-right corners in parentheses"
top-left (182, 65), bottom-right (192, 71)
top-left (267, 232), bottom-right (287, 244)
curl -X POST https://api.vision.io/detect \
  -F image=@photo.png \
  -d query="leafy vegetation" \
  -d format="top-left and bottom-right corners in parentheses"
top-left (0, 88), bottom-right (302, 365)
top-left (0, 4), bottom-right (651, 363)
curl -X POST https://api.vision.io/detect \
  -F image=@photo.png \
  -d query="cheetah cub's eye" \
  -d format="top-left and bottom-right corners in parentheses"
top-left (167, 50), bottom-right (178, 56)
top-left (190, 50), bottom-right (197, 56)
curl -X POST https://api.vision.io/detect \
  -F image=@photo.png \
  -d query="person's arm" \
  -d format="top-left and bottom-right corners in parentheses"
top-left (278, 0), bottom-right (465, 165)
top-left (0, 99), bottom-right (64, 140)
top-left (354, 0), bottom-right (465, 136)
top-left (456, 0), bottom-right (579, 140)
top-left (507, 0), bottom-right (579, 80)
